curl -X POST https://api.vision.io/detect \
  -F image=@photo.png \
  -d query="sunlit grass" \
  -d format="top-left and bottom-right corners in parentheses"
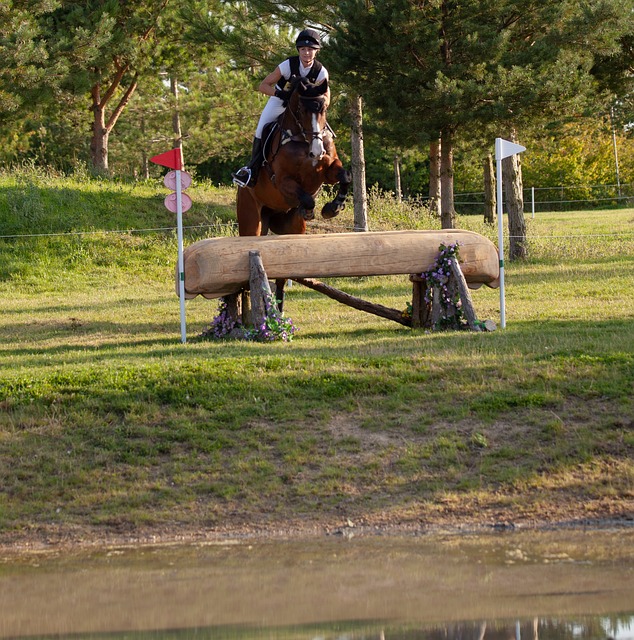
top-left (0, 170), bottom-right (632, 537)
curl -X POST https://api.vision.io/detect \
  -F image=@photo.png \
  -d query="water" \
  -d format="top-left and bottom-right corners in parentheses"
top-left (1, 528), bottom-right (632, 638)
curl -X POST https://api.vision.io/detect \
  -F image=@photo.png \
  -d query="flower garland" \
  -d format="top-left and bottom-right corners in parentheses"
top-left (202, 293), bottom-right (297, 342)
top-left (203, 298), bottom-right (240, 339)
top-left (248, 291), bottom-right (297, 342)
top-left (414, 242), bottom-right (467, 330)
top-left (404, 242), bottom-right (494, 332)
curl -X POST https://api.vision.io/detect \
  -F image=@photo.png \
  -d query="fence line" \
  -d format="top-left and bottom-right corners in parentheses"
top-left (0, 222), bottom-right (239, 240)
top-left (1, 182), bottom-right (633, 240)
top-left (2, 226), bottom-right (634, 242)
top-left (454, 182), bottom-right (634, 214)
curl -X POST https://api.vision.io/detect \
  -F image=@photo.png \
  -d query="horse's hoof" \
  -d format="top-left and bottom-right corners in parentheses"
top-left (321, 203), bottom-right (341, 220)
top-left (302, 209), bottom-right (315, 221)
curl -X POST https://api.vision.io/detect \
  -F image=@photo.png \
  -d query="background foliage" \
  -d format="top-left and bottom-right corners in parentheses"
top-left (0, 0), bottom-right (633, 195)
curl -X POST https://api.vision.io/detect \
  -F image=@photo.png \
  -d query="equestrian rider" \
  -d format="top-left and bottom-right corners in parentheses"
top-left (232, 28), bottom-right (330, 188)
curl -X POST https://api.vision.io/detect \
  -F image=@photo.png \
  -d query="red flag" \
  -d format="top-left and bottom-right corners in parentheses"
top-left (150, 148), bottom-right (183, 170)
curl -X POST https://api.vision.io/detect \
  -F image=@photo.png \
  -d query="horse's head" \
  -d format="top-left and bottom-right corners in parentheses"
top-left (288, 78), bottom-right (329, 160)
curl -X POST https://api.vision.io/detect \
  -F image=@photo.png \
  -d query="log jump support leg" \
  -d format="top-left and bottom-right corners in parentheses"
top-left (409, 274), bottom-right (430, 329)
top-left (249, 250), bottom-right (274, 329)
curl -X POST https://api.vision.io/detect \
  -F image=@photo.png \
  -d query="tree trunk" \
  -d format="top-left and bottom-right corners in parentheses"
top-left (140, 114), bottom-right (149, 179)
top-left (429, 138), bottom-right (441, 218)
top-left (483, 153), bottom-right (496, 224)
top-left (502, 134), bottom-right (527, 260)
top-left (249, 251), bottom-right (274, 327)
top-left (439, 129), bottom-right (455, 229)
top-left (90, 84), bottom-right (109, 172)
top-left (448, 258), bottom-right (479, 330)
top-left (89, 69), bottom-right (138, 172)
top-left (350, 94), bottom-right (368, 231)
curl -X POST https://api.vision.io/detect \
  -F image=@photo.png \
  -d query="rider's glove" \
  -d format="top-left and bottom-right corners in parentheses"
top-left (274, 88), bottom-right (292, 101)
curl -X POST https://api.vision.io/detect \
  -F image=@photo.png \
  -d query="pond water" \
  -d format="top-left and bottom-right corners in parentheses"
top-left (0, 528), bottom-right (632, 639)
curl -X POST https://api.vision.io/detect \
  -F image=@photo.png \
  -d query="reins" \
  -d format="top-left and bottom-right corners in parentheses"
top-left (284, 95), bottom-right (328, 146)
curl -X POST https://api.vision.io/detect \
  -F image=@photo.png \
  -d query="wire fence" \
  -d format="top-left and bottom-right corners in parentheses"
top-left (1, 182), bottom-right (633, 242)
top-left (454, 183), bottom-right (634, 215)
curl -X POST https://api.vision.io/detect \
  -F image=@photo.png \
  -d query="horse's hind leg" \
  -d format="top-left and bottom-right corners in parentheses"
top-left (322, 166), bottom-right (352, 220)
top-left (237, 187), bottom-right (263, 235)
top-left (274, 278), bottom-right (286, 313)
top-left (268, 208), bottom-right (306, 313)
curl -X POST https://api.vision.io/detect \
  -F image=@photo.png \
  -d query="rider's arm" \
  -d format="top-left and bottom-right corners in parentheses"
top-left (322, 83), bottom-right (331, 108)
top-left (316, 67), bottom-right (330, 107)
top-left (258, 67), bottom-right (283, 97)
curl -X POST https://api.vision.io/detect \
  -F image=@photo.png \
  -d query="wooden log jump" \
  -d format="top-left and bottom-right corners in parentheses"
top-left (181, 230), bottom-right (500, 300)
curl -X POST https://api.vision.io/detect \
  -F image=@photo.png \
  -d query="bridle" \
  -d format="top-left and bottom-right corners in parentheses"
top-left (262, 87), bottom-right (340, 187)
top-left (265, 90), bottom-right (334, 172)
top-left (286, 95), bottom-right (328, 146)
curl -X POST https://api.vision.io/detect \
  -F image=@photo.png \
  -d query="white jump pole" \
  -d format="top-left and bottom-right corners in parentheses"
top-left (495, 138), bottom-right (526, 329)
top-left (175, 169), bottom-right (187, 343)
top-left (150, 148), bottom-right (191, 344)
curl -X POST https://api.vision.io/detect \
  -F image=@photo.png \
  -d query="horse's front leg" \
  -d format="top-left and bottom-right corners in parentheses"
top-left (297, 190), bottom-right (316, 221)
top-left (321, 164), bottom-right (352, 220)
top-left (279, 177), bottom-right (316, 221)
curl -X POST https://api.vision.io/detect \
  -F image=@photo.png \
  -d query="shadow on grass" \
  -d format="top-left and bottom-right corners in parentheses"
top-left (2, 317), bottom-right (634, 368)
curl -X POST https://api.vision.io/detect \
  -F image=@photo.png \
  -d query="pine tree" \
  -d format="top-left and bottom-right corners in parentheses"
top-left (7, 1), bottom-right (194, 172)
top-left (329, 0), bottom-right (631, 228)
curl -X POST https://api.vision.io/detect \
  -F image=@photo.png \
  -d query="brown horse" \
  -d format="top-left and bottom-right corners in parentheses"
top-left (236, 78), bottom-right (352, 309)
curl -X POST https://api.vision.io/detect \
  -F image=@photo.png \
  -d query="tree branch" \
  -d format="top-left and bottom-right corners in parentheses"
top-left (105, 72), bottom-right (139, 132)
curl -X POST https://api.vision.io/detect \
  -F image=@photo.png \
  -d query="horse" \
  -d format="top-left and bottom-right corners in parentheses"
top-left (236, 77), bottom-right (352, 309)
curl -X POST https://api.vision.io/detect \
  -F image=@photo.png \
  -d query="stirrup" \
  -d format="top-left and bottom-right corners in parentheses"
top-left (232, 167), bottom-right (251, 188)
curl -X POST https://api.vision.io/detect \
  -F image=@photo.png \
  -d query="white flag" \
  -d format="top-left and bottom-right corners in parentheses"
top-left (495, 138), bottom-right (526, 161)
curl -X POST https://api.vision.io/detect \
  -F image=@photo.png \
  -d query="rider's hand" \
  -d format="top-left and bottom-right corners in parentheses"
top-left (274, 88), bottom-right (292, 101)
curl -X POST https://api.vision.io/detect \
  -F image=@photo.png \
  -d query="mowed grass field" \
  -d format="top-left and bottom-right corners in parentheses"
top-left (0, 168), bottom-right (632, 544)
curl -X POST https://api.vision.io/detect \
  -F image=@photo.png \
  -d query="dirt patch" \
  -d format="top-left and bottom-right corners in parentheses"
top-left (2, 404), bottom-right (632, 556)
top-left (1, 493), bottom-right (632, 557)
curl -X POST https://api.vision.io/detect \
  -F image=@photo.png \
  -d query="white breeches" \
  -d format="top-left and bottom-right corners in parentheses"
top-left (255, 96), bottom-right (286, 139)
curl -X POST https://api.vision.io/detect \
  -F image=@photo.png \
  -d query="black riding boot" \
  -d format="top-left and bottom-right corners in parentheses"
top-left (232, 138), bottom-right (264, 188)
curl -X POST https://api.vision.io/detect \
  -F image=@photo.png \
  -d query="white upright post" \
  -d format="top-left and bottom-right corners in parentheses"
top-left (150, 148), bottom-right (191, 344)
top-left (495, 139), bottom-right (506, 329)
top-left (494, 138), bottom-right (526, 329)
top-left (175, 170), bottom-right (187, 343)
top-left (531, 186), bottom-right (535, 219)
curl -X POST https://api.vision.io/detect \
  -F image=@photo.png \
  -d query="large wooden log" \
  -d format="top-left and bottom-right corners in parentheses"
top-left (181, 230), bottom-right (499, 300)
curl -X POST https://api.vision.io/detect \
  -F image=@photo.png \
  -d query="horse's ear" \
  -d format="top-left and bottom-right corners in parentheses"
top-left (289, 75), bottom-right (304, 92)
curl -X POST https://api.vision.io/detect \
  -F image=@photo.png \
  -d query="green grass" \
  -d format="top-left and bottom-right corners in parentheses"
top-left (0, 166), bottom-right (633, 539)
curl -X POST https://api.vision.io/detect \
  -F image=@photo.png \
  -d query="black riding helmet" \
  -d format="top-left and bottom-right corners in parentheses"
top-left (295, 28), bottom-right (321, 50)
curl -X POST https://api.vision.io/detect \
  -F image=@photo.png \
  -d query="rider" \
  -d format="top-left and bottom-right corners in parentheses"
top-left (232, 28), bottom-right (330, 188)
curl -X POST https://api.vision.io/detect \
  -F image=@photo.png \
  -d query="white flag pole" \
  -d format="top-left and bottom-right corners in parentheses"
top-left (495, 139), bottom-right (506, 328)
top-left (495, 138), bottom-right (526, 329)
top-left (175, 170), bottom-right (187, 343)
